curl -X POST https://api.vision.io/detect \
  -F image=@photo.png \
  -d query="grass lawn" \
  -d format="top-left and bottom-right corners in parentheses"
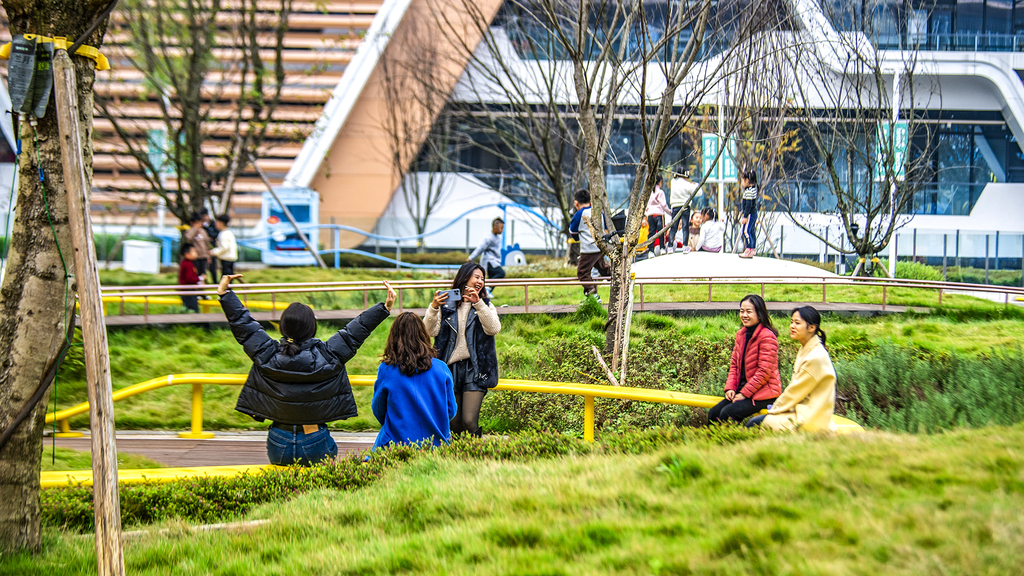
top-left (8, 424), bottom-right (1024, 575)
top-left (52, 308), bottom-right (1024, 433)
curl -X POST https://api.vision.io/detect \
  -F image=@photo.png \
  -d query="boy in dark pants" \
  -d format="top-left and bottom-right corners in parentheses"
top-left (568, 189), bottom-right (610, 301)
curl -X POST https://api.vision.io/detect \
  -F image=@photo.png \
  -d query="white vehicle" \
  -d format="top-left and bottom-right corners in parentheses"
top-left (259, 187), bottom-right (321, 266)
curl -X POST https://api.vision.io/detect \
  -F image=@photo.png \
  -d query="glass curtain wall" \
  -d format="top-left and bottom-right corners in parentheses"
top-left (822, 0), bottom-right (1024, 50)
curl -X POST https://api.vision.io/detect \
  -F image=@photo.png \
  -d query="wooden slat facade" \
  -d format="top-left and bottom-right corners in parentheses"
top-left (0, 1), bottom-right (381, 226)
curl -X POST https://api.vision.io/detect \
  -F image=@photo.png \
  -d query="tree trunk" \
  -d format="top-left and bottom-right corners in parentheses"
top-left (0, 0), bottom-right (110, 551)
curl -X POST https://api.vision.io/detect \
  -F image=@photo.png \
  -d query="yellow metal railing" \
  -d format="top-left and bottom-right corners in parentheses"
top-left (45, 373), bottom-right (865, 440)
top-left (40, 464), bottom-right (276, 489)
top-left (99, 296), bottom-right (287, 315)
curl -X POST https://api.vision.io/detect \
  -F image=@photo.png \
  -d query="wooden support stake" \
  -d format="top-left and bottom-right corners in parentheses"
top-left (592, 345), bottom-right (620, 387)
top-left (53, 50), bottom-right (125, 576)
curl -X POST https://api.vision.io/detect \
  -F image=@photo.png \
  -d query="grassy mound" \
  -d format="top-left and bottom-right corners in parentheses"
top-left (50, 310), bottom-right (1024, 435)
top-left (8, 424), bottom-right (1024, 575)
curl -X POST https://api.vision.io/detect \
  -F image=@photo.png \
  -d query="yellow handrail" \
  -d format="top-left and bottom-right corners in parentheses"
top-left (46, 373), bottom-right (864, 440)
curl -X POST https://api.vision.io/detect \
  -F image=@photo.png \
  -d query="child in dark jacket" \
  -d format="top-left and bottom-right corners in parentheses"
top-left (372, 312), bottom-right (457, 449)
top-left (218, 273), bottom-right (395, 466)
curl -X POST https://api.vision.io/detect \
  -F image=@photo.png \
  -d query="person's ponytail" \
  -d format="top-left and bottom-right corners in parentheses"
top-left (279, 302), bottom-right (317, 357)
top-left (280, 336), bottom-right (301, 357)
top-left (817, 328), bottom-right (827, 348)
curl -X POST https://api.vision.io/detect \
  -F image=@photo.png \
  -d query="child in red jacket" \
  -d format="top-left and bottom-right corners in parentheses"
top-left (178, 243), bottom-right (203, 312)
top-left (708, 294), bottom-right (782, 424)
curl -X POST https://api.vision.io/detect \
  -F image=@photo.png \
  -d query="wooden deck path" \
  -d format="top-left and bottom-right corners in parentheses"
top-left (52, 434), bottom-right (375, 467)
top-left (97, 301), bottom-right (923, 327)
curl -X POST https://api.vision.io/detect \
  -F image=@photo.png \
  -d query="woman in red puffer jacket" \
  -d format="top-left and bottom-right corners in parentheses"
top-left (708, 294), bottom-right (782, 424)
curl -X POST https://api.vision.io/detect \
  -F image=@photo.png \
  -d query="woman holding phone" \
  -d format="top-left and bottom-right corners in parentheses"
top-left (747, 306), bottom-right (837, 432)
top-left (423, 262), bottom-right (501, 436)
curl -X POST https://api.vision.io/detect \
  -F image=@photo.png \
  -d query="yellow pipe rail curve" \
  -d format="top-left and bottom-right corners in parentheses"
top-left (45, 373), bottom-right (864, 441)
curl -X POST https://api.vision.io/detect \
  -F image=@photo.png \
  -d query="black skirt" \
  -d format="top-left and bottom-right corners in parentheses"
top-left (449, 358), bottom-right (488, 394)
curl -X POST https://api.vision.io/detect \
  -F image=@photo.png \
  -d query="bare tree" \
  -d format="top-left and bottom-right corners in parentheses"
top-left (432, 0), bottom-right (790, 357)
top-left (379, 19), bottom-right (459, 252)
top-left (561, 0), bottom-right (781, 357)
top-left (0, 0), bottom-right (112, 553)
top-left (431, 0), bottom-right (587, 251)
top-left (776, 3), bottom-right (937, 275)
top-left (94, 0), bottom-right (294, 222)
top-left (696, 18), bottom-right (801, 255)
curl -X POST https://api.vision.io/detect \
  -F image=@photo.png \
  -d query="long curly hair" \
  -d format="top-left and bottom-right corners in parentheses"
top-left (382, 312), bottom-right (436, 376)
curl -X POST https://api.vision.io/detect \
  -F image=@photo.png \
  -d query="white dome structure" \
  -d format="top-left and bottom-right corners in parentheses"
top-left (631, 252), bottom-right (837, 279)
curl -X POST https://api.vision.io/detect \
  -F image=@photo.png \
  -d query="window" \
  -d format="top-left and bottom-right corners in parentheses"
top-left (956, 0), bottom-right (985, 33)
top-left (986, 0), bottom-right (1013, 35)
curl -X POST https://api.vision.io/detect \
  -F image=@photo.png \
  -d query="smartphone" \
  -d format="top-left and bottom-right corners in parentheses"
top-left (438, 288), bottom-right (461, 303)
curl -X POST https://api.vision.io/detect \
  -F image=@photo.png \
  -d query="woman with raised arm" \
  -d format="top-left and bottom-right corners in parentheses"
top-left (372, 312), bottom-right (457, 449)
top-left (747, 306), bottom-right (837, 432)
top-left (423, 262), bottom-right (501, 437)
top-left (708, 295), bottom-right (781, 425)
top-left (218, 273), bottom-right (395, 465)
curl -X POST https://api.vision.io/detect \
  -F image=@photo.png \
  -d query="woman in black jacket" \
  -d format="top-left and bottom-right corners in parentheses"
top-left (423, 262), bottom-right (501, 436)
top-left (218, 274), bottom-right (395, 465)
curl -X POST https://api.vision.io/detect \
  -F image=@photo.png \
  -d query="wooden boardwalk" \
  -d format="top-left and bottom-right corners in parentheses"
top-left (98, 301), bottom-right (922, 327)
top-left (52, 434), bottom-right (375, 467)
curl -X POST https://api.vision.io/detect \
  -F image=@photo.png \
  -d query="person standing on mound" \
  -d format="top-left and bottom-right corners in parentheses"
top-left (423, 262), bottom-right (501, 436)
top-left (739, 170), bottom-right (759, 259)
top-left (372, 312), bottom-right (457, 449)
top-left (708, 295), bottom-right (781, 425)
top-left (218, 273), bottom-right (396, 466)
top-left (747, 306), bottom-right (837, 432)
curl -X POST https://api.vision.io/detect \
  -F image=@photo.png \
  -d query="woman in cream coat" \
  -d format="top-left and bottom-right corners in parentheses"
top-left (747, 306), bottom-right (836, 432)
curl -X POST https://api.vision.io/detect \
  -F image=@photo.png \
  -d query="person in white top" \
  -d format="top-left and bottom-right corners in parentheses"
top-left (210, 214), bottom-right (238, 277)
top-left (469, 217), bottom-right (505, 281)
top-left (669, 171), bottom-right (702, 250)
top-left (644, 174), bottom-right (672, 255)
top-left (693, 207), bottom-right (726, 253)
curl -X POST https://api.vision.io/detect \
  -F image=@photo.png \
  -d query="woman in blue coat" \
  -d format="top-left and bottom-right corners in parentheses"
top-left (372, 312), bottom-right (457, 448)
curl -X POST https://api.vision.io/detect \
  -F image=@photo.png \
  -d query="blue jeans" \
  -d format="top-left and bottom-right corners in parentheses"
top-left (746, 414), bottom-right (767, 428)
top-left (743, 211), bottom-right (757, 250)
top-left (266, 425), bottom-right (337, 466)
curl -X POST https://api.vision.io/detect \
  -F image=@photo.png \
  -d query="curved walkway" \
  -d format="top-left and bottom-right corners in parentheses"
top-left (50, 431), bottom-right (376, 468)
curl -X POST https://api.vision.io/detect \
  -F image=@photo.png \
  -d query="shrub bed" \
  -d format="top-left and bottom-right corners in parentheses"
top-left (41, 427), bottom-right (765, 533)
top-left (483, 330), bottom-right (735, 434)
top-left (836, 344), bottom-right (1024, 433)
top-left (486, 310), bottom-right (1024, 437)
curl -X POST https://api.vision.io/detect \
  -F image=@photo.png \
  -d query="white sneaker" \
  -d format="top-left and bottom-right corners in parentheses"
top-left (654, 246), bottom-right (663, 256)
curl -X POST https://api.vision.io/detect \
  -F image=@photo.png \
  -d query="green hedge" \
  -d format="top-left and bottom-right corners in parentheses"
top-left (41, 427), bottom-right (767, 532)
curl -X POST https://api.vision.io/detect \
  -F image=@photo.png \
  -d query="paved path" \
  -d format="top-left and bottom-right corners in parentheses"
top-left (98, 301), bottom-right (920, 327)
top-left (51, 432), bottom-right (376, 467)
